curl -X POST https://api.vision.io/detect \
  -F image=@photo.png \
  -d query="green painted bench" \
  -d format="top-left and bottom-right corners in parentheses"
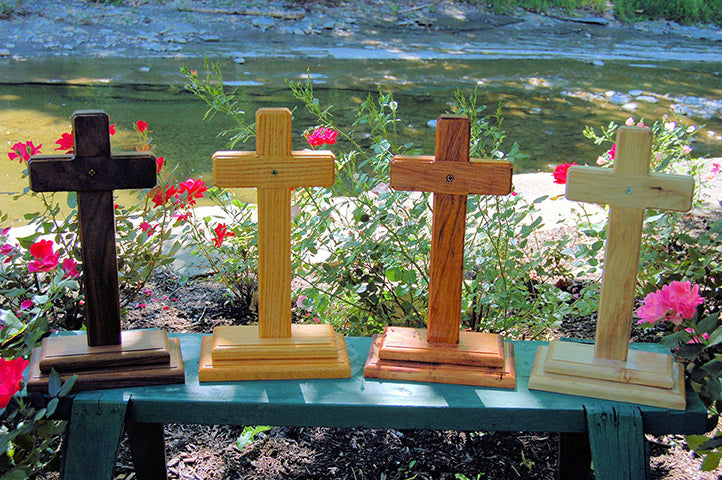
top-left (55, 334), bottom-right (707, 480)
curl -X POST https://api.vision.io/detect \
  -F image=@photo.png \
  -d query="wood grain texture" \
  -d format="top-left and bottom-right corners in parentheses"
top-left (566, 167), bottom-right (694, 211)
top-left (27, 337), bottom-right (184, 393)
top-left (364, 334), bottom-right (516, 388)
top-left (388, 115), bottom-right (512, 346)
top-left (26, 111), bottom-right (157, 348)
top-left (199, 334), bottom-right (351, 381)
top-left (391, 157), bottom-right (512, 195)
top-left (212, 152), bottom-right (335, 188)
top-left (544, 339), bottom-right (675, 388)
top-left (595, 207), bottom-right (645, 360)
top-left (257, 187), bottom-right (292, 338)
top-left (211, 324), bottom-right (340, 360)
top-left (428, 192), bottom-right (466, 343)
top-left (563, 127), bottom-right (695, 362)
top-left (377, 326), bottom-right (505, 367)
top-left (39, 329), bottom-right (171, 373)
top-left (529, 346), bottom-right (686, 410)
top-left (210, 108), bottom-right (336, 341)
top-left (78, 190), bottom-right (123, 346)
top-left (586, 405), bottom-right (647, 480)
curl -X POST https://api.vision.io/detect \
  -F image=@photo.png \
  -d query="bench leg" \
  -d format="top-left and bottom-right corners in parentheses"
top-left (558, 432), bottom-right (592, 480)
top-left (585, 405), bottom-right (647, 480)
top-left (61, 396), bottom-right (127, 480)
top-left (125, 422), bottom-right (168, 480)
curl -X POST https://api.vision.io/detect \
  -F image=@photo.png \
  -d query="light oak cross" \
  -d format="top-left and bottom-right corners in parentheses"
top-left (28, 110), bottom-right (156, 347)
top-left (565, 127), bottom-right (694, 361)
top-left (202, 108), bottom-right (350, 381)
top-left (391, 115), bottom-right (513, 344)
top-left (212, 108), bottom-right (335, 338)
top-left (528, 126), bottom-right (694, 409)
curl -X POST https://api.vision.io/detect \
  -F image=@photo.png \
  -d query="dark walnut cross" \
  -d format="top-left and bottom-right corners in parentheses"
top-left (364, 115), bottom-right (516, 388)
top-left (28, 110), bottom-right (156, 347)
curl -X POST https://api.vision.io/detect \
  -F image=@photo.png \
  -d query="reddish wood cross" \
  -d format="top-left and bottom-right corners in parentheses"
top-left (213, 108), bottom-right (335, 338)
top-left (28, 111), bottom-right (156, 347)
top-left (391, 115), bottom-right (513, 344)
top-left (566, 127), bottom-right (694, 361)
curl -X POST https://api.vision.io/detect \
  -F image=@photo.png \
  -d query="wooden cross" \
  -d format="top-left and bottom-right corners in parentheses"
top-left (566, 127), bottom-right (694, 361)
top-left (391, 115), bottom-right (513, 344)
top-left (212, 108), bottom-right (335, 338)
top-left (28, 110), bottom-right (156, 347)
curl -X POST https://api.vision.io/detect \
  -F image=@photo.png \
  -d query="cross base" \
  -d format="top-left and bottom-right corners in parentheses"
top-left (528, 340), bottom-right (686, 410)
top-left (377, 326), bottom-right (505, 367)
top-left (26, 330), bottom-right (185, 392)
top-left (363, 327), bottom-right (516, 388)
top-left (198, 324), bottom-right (351, 382)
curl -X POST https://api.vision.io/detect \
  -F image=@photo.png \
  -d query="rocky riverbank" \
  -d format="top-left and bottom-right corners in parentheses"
top-left (1, 0), bottom-right (721, 62)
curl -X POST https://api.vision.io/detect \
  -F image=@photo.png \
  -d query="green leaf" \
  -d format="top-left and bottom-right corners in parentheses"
top-left (66, 192), bottom-right (78, 209)
top-left (58, 374), bottom-right (78, 397)
top-left (700, 452), bottom-right (721, 471)
top-left (701, 357), bottom-right (722, 377)
top-left (236, 425), bottom-right (272, 450)
top-left (1, 467), bottom-right (34, 480)
top-left (385, 267), bottom-right (402, 282)
top-left (686, 434), bottom-right (710, 451)
top-left (48, 369), bottom-right (62, 397)
top-left (46, 397), bottom-right (59, 417)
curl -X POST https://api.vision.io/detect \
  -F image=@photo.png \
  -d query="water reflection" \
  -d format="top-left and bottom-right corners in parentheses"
top-left (1, 57), bottom-right (721, 223)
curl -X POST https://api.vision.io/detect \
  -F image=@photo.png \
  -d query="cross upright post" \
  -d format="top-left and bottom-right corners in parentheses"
top-left (25, 110), bottom-right (185, 392)
top-left (364, 115), bottom-right (517, 388)
top-left (29, 111), bottom-right (156, 346)
top-left (567, 127), bottom-right (694, 361)
top-left (528, 126), bottom-right (695, 410)
top-left (199, 108), bottom-right (350, 381)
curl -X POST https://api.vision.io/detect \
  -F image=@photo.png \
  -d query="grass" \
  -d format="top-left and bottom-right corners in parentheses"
top-left (466, 0), bottom-right (722, 25)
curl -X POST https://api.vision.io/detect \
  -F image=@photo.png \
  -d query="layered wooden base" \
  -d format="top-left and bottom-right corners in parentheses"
top-left (528, 340), bottom-right (685, 410)
top-left (363, 327), bottom-right (516, 388)
top-left (198, 324), bottom-right (351, 382)
top-left (26, 330), bottom-right (185, 392)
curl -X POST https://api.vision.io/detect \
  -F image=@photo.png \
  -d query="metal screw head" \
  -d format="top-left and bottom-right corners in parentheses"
top-left (625, 187), bottom-right (633, 194)
top-left (271, 169), bottom-right (278, 175)
top-left (446, 174), bottom-right (455, 182)
top-left (88, 169), bottom-right (96, 177)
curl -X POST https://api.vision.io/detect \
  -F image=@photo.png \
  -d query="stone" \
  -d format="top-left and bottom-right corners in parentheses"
top-left (0, 49), bottom-right (10, 57)
top-left (628, 89), bottom-right (644, 96)
top-left (622, 102), bottom-right (638, 111)
top-left (609, 94), bottom-right (631, 105)
top-left (252, 17), bottom-right (275, 30)
top-left (636, 95), bottom-right (658, 103)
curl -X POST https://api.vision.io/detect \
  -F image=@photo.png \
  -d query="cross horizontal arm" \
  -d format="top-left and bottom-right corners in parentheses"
top-left (212, 151), bottom-right (335, 189)
top-left (566, 167), bottom-right (694, 212)
top-left (28, 153), bottom-right (157, 192)
top-left (391, 156), bottom-right (512, 196)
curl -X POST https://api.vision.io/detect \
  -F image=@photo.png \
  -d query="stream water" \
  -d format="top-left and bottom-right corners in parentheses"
top-left (2, 56), bottom-right (721, 224)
